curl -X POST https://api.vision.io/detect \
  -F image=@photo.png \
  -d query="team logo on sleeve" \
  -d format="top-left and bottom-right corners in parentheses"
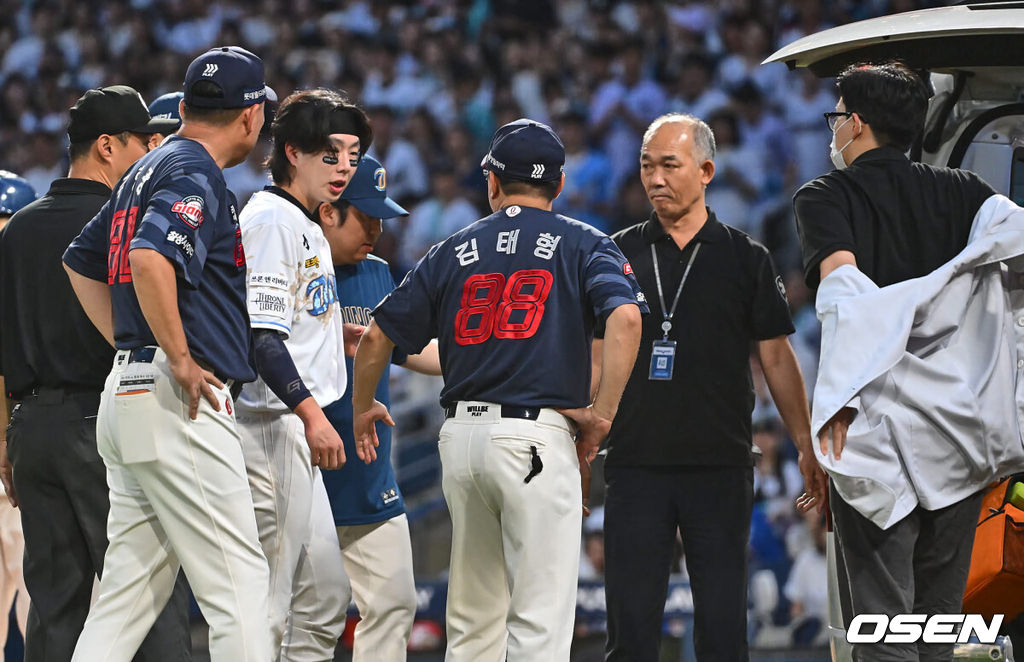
top-left (624, 262), bottom-right (633, 275)
top-left (775, 275), bottom-right (788, 302)
top-left (170, 195), bottom-right (205, 228)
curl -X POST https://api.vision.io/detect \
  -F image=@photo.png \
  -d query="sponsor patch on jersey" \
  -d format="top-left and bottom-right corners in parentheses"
top-left (170, 195), bottom-right (205, 228)
top-left (252, 291), bottom-right (288, 319)
top-left (165, 229), bottom-right (195, 261)
top-left (381, 488), bottom-right (400, 505)
top-left (305, 256), bottom-right (320, 269)
top-left (248, 272), bottom-right (289, 290)
top-left (623, 262), bottom-right (633, 275)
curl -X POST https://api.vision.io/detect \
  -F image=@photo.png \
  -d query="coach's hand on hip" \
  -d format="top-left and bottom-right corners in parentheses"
top-left (169, 355), bottom-right (223, 420)
top-left (559, 405), bottom-right (613, 465)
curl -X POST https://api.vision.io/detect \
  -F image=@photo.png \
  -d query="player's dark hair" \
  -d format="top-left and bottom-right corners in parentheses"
top-left (497, 175), bottom-right (561, 201)
top-left (836, 62), bottom-right (928, 152)
top-left (181, 81), bottom-right (246, 127)
top-left (68, 131), bottom-right (135, 163)
top-left (267, 89), bottom-right (373, 186)
top-left (328, 198), bottom-right (352, 223)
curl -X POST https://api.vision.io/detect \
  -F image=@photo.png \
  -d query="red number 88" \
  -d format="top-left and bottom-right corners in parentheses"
top-left (454, 269), bottom-right (553, 345)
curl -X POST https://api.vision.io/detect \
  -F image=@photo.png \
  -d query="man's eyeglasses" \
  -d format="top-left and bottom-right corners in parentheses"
top-left (824, 111), bottom-right (854, 131)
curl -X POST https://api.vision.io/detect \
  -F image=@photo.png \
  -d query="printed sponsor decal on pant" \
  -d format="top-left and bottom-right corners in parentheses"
top-left (846, 614), bottom-right (1004, 644)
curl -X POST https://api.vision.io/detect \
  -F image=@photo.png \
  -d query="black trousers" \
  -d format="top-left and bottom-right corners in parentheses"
top-left (7, 388), bottom-right (191, 662)
top-left (831, 483), bottom-right (984, 662)
top-left (604, 464), bottom-right (753, 662)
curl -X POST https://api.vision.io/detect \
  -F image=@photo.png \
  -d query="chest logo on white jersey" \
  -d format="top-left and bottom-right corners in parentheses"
top-left (306, 274), bottom-right (339, 316)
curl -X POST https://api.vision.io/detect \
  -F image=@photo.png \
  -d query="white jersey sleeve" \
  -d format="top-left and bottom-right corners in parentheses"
top-left (241, 218), bottom-right (299, 337)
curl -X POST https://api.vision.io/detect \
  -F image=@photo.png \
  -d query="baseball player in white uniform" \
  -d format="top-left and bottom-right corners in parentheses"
top-left (235, 88), bottom-right (372, 661)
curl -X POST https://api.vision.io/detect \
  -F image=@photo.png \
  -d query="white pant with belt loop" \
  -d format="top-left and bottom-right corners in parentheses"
top-left (73, 348), bottom-right (271, 662)
top-left (440, 401), bottom-right (582, 662)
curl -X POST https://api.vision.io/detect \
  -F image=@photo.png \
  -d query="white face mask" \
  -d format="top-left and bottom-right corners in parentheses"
top-left (829, 116), bottom-right (854, 170)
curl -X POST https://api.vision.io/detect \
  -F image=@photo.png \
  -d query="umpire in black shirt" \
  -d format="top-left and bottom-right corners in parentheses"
top-left (599, 114), bottom-right (824, 662)
top-left (794, 62), bottom-right (997, 662)
top-left (0, 86), bottom-right (190, 662)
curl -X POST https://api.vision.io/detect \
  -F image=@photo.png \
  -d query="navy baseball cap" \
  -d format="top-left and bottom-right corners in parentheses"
top-left (183, 46), bottom-right (272, 109)
top-left (341, 155), bottom-right (408, 220)
top-left (68, 85), bottom-right (180, 143)
top-left (148, 92), bottom-right (184, 130)
top-left (0, 170), bottom-right (35, 216)
top-left (481, 118), bottom-right (565, 183)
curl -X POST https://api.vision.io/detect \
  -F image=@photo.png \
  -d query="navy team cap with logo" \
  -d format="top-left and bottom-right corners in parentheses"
top-left (148, 92), bottom-right (184, 130)
top-left (340, 155), bottom-right (408, 220)
top-left (183, 46), bottom-right (273, 109)
top-left (481, 118), bottom-right (565, 183)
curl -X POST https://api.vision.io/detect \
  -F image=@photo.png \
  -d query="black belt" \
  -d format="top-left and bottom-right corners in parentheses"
top-left (128, 348), bottom-right (243, 401)
top-left (444, 404), bottom-right (542, 420)
top-left (11, 384), bottom-right (101, 401)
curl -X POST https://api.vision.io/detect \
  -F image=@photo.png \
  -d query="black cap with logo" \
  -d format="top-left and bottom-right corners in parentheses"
top-left (67, 85), bottom-right (180, 144)
top-left (481, 118), bottom-right (565, 183)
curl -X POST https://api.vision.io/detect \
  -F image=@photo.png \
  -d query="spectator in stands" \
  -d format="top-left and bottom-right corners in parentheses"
top-left (366, 106), bottom-right (429, 208)
top-left (401, 166), bottom-right (478, 267)
top-left (784, 510), bottom-right (829, 644)
top-left (553, 111), bottom-right (615, 233)
top-left (668, 53), bottom-right (730, 121)
top-left (705, 109), bottom-right (765, 236)
top-left (589, 39), bottom-right (667, 192)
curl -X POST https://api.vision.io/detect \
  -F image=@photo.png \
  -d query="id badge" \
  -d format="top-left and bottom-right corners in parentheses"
top-left (649, 340), bottom-right (676, 381)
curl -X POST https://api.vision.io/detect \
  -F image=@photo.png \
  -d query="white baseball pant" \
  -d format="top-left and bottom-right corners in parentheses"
top-left (439, 402), bottom-right (582, 662)
top-left (72, 349), bottom-right (271, 662)
top-left (237, 411), bottom-right (348, 661)
top-left (0, 498), bottom-right (28, 655)
top-left (335, 513), bottom-right (417, 662)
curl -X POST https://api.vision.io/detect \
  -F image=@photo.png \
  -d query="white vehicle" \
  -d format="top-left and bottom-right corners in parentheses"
top-left (766, 2), bottom-right (1024, 660)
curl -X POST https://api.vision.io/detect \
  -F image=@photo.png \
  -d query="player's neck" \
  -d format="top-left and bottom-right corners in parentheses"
top-left (179, 125), bottom-right (241, 170)
top-left (277, 181), bottom-right (318, 215)
top-left (657, 205), bottom-right (708, 249)
top-left (67, 159), bottom-right (117, 190)
top-left (491, 194), bottom-right (553, 213)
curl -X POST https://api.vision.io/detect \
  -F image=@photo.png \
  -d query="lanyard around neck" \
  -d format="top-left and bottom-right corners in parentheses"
top-left (650, 241), bottom-right (700, 340)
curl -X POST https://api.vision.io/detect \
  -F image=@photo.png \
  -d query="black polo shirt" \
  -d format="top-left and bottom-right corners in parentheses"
top-left (793, 145), bottom-right (997, 289)
top-left (600, 210), bottom-right (794, 467)
top-left (0, 178), bottom-right (115, 397)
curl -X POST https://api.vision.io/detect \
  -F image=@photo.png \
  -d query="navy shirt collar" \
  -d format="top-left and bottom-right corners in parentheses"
top-left (641, 207), bottom-right (726, 245)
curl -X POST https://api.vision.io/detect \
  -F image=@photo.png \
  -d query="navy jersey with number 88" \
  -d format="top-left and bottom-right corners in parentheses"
top-left (373, 205), bottom-right (648, 409)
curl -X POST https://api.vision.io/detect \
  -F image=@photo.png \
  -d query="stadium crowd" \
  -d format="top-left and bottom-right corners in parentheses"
top-left (0, 0), bottom-right (947, 654)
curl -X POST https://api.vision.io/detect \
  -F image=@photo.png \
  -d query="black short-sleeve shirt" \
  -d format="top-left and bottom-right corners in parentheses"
top-left (793, 146), bottom-right (997, 289)
top-left (0, 178), bottom-right (115, 397)
top-left (601, 210), bottom-right (794, 467)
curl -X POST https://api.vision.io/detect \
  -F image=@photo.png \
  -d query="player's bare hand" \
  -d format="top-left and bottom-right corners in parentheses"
top-left (796, 447), bottom-right (828, 514)
top-left (304, 415), bottom-right (346, 470)
top-left (343, 323), bottom-right (367, 358)
top-left (580, 456), bottom-right (592, 517)
top-left (169, 355), bottom-right (222, 420)
top-left (558, 405), bottom-right (612, 465)
top-left (819, 406), bottom-right (856, 460)
top-left (0, 435), bottom-right (16, 508)
top-left (354, 399), bottom-right (394, 464)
